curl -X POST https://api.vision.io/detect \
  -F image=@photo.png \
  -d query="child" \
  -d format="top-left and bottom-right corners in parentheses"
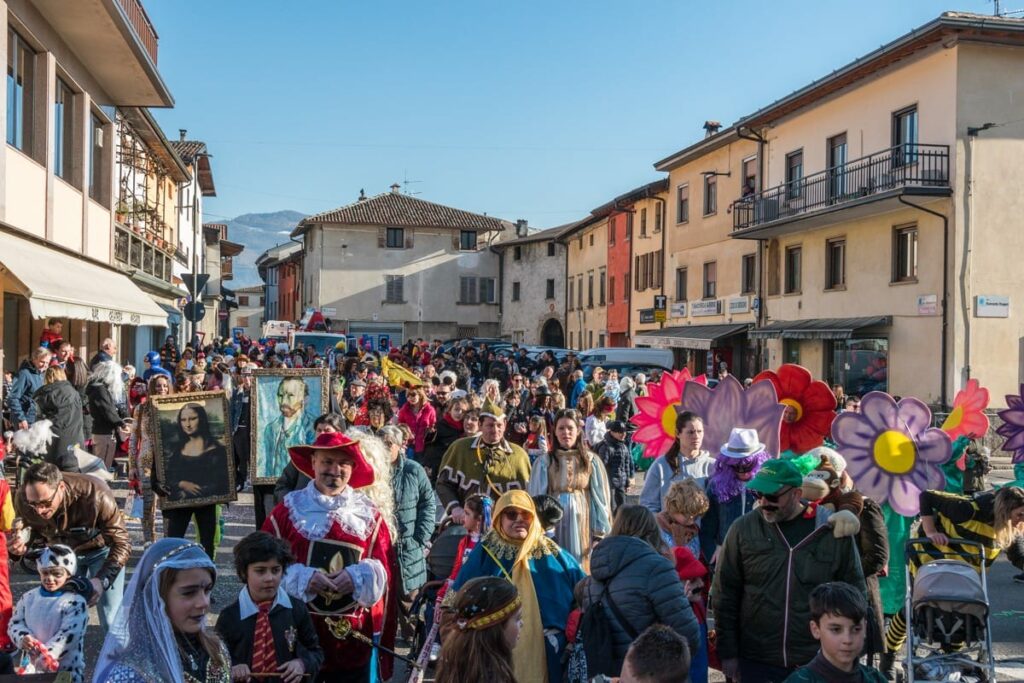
top-left (216, 531), bottom-right (324, 683)
top-left (8, 545), bottom-right (88, 682)
top-left (783, 582), bottom-right (887, 682)
top-left (524, 415), bottom-right (549, 464)
top-left (674, 548), bottom-right (708, 683)
top-left (436, 577), bottom-right (520, 683)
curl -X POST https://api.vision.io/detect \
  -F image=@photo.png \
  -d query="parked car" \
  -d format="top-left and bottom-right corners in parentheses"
top-left (582, 362), bottom-right (670, 383)
top-left (576, 347), bottom-right (674, 370)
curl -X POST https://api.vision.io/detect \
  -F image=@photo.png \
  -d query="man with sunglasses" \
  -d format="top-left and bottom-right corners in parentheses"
top-left (711, 459), bottom-right (866, 683)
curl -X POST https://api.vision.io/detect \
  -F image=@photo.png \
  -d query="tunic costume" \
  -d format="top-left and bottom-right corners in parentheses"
top-left (436, 434), bottom-right (531, 513)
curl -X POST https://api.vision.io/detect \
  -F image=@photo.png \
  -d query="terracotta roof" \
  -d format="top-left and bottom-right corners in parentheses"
top-left (294, 191), bottom-right (507, 236)
top-left (492, 223), bottom-right (574, 249)
top-left (170, 139), bottom-right (216, 196)
top-left (169, 140), bottom-right (207, 163)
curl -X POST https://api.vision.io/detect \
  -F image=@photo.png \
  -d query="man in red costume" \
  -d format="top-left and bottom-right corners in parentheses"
top-left (263, 431), bottom-right (395, 683)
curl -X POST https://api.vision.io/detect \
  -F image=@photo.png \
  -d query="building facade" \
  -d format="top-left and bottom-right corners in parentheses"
top-left (561, 212), bottom-right (609, 351)
top-left (228, 284), bottom-right (264, 340)
top-left (256, 240), bottom-right (302, 324)
top-left (492, 221), bottom-right (567, 346)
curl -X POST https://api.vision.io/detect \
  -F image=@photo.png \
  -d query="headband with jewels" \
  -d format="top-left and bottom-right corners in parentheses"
top-left (457, 594), bottom-right (521, 631)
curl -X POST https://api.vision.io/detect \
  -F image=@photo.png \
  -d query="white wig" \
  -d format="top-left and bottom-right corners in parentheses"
top-left (345, 428), bottom-right (396, 537)
top-left (89, 360), bottom-right (125, 405)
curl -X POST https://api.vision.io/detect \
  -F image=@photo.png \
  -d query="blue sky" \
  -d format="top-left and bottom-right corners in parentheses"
top-left (147, 0), bottom-right (994, 229)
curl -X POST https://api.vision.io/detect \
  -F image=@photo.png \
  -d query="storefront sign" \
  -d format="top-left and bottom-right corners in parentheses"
top-left (916, 294), bottom-right (938, 316)
top-left (976, 295), bottom-right (1009, 318)
top-left (670, 302), bottom-right (687, 318)
top-left (321, 307), bottom-right (337, 316)
top-left (728, 297), bottom-right (750, 314)
top-left (639, 308), bottom-right (656, 324)
top-left (690, 300), bottom-right (722, 317)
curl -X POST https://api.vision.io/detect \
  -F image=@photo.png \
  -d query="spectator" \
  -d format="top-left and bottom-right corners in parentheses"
top-left (594, 420), bottom-right (635, 513)
top-left (420, 395), bottom-right (467, 484)
top-left (656, 480), bottom-right (709, 560)
top-left (639, 412), bottom-right (714, 513)
top-left (584, 395), bottom-right (616, 447)
top-left (396, 386), bottom-right (436, 461)
top-left (620, 624), bottom-right (692, 683)
top-left (38, 319), bottom-right (64, 350)
top-left (88, 338), bottom-right (116, 371)
top-left (568, 370), bottom-right (587, 408)
top-left (128, 374), bottom-right (172, 546)
top-left (33, 366), bottom-right (84, 472)
top-left (615, 376), bottom-right (639, 423)
top-left (84, 361), bottom-right (127, 470)
top-left (9, 348), bottom-right (50, 430)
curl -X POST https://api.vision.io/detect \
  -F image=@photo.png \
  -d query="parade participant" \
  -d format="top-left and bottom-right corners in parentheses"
top-left (700, 427), bottom-right (771, 563)
top-left (639, 411), bottom-right (714, 513)
top-left (129, 374), bottom-right (173, 546)
top-left (34, 366), bottom-right (84, 472)
top-left (527, 408), bottom-right (611, 566)
top-left (262, 431), bottom-right (395, 683)
top-left (91, 538), bottom-right (230, 683)
top-left (712, 459), bottom-right (866, 682)
top-left (436, 577), bottom-right (520, 683)
top-left (619, 624), bottom-right (691, 683)
top-left (229, 369), bottom-right (259, 523)
top-left (396, 386), bottom-right (436, 461)
top-left (524, 414), bottom-right (550, 465)
top-left (274, 413), bottom-right (345, 502)
top-left (437, 399), bottom-right (531, 523)
top-left (451, 490), bottom-right (585, 683)
top-left (85, 360), bottom-right (128, 470)
top-left (216, 531), bottom-right (323, 682)
top-left (261, 377), bottom-right (317, 478)
top-left (9, 347), bottom-right (50, 430)
top-left (142, 351), bottom-right (172, 381)
top-left (8, 544), bottom-right (88, 682)
top-left (12, 462), bottom-right (129, 631)
top-left (422, 395), bottom-right (467, 483)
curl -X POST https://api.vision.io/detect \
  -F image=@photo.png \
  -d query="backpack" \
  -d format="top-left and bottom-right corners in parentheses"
top-left (578, 584), bottom-right (638, 679)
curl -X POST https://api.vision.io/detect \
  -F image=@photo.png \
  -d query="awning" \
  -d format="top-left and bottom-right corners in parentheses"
top-left (633, 323), bottom-right (751, 350)
top-left (158, 303), bottom-right (182, 323)
top-left (0, 232), bottom-right (168, 327)
top-left (748, 316), bottom-right (892, 340)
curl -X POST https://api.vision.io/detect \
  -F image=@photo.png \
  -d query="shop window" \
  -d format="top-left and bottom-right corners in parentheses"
top-left (827, 338), bottom-right (889, 397)
top-left (783, 339), bottom-right (800, 365)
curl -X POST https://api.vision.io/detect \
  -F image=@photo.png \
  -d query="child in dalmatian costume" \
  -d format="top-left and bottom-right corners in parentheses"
top-left (8, 544), bottom-right (88, 682)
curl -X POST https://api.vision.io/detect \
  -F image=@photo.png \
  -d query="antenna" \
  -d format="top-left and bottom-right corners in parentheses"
top-left (992, 0), bottom-right (1024, 15)
top-left (402, 169), bottom-right (422, 196)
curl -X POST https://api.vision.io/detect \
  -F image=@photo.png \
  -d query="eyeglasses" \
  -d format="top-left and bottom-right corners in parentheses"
top-left (24, 487), bottom-right (60, 509)
top-left (752, 486), bottom-right (793, 504)
top-left (501, 509), bottom-right (533, 522)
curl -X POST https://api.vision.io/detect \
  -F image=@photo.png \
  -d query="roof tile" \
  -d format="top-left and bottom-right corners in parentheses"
top-left (299, 192), bottom-right (506, 233)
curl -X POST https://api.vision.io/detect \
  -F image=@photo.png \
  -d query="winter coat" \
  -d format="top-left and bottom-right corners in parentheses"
top-left (594, 433), bottom-right (634, 490)
top-left (568, 378), bottom-right (587, 409)
top-left (421, 413), bottom-right (463, 482)
top-left (615, 387), bottom-right (638, 423)
top-left (8, 360), bottom-right (43, 424)
top-left (699, 487), bottom-right (757, 558)
top-left (857, 496), bottom-right (889, 655)
top-left (581, 535), bottom-right (700, 674)
top-left (390, 455), bottom-right (436, 594)
top-left (33, 381), bottom-right (84, 472)
top-left (711, 506), bottom-right (867, 670)
top-left (397, 402), bottom-right (436, 454)
top-left (84, 379), bottom-right (126, 436)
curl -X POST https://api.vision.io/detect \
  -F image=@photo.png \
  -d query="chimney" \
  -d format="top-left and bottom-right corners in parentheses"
top-left (179, 129), bottom-right (187, 141)
top-left (390, 183), bottom-right (401, 194)
top-left (358, 188), bottom-right (367, 202)
top-left (703, 120), bottom-right (722, 138)
top-left (515, 219), bottom-right (528, 237)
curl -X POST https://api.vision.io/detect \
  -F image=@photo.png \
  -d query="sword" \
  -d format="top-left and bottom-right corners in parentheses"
top-left (324, 616), bottom-right (423, 670)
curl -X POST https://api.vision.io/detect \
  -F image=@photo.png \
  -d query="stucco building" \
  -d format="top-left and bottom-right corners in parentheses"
top-left (292, 186), bottom-right (507, 345)
top-left (560, 212), bottom-right (609, 350)
top-left (491, 221), bottom-right (567, 346)
top-left (229, 284), bottom-right (264, 340)
top-left (256, 240), bottom-right (302, 324)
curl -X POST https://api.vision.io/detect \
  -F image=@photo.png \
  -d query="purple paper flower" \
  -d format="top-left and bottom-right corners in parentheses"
top-left (832, 392), bottom-right (951, 516)
top-left (997, 385), bottom-right (1024, 464)
top-left (678, 374), bottom-right (785, 458)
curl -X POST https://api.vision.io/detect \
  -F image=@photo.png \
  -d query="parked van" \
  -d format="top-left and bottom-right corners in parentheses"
top-left (576, 347), bottom-right (674, 370)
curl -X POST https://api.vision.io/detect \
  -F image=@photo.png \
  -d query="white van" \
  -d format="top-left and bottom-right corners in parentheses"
top-left (576, 347), bottom-right (674, 370)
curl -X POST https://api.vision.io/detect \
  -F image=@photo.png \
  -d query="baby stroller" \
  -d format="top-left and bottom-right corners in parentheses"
top-left (407, 521), bottom-right (468, 669)
top-left (903, 539), bottom-right (995, 683)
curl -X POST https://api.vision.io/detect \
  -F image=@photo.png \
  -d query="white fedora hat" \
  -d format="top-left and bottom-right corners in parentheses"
top-left (720, 427), bottom-right (767, 459)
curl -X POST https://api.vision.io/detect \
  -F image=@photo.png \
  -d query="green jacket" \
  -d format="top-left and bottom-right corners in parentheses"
top-left (391, 455), bottom-right (436, 594)
top-left (783, 661), bottom-right (888, 683)
top-left (711, 506), bottom-right (867, 670)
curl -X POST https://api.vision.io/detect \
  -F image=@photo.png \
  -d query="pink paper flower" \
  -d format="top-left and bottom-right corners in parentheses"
top-left (630, 369), bottom-right (706, 459)
top-left (941, 379), bottom-right (990, 441)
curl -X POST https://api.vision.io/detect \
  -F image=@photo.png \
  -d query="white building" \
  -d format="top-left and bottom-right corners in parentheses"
top-left (491, 222), bottom-right (568, 345)
top-left (228, 284), bottom-right (264, 340)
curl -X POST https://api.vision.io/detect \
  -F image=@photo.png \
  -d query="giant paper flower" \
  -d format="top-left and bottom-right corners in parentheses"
top-left (832, 392), bottom-right (951, 516)
top-left (753, 364), bottom-right (836, 454)
top-left (941, 379), bottom-right (990, 441)
top-left (997, 384), bottom-right (1024, 464)
top-left (631, 369), bottom-right (706, 459)
top-left (678, 374), bottom-right (785, 458)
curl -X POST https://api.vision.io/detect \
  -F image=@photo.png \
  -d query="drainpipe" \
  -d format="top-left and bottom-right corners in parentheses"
top-left (738, 126), bottom-right (769, 371)
top-left (898, 196), bottom-right (949, 410)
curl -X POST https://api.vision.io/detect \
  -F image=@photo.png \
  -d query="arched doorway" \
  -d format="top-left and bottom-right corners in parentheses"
top-left (541, 318), bottom-right (564, 347)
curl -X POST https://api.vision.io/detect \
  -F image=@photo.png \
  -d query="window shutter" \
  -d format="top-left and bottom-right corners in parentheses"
top-left (396, 275), bottom-right (404, 301)
top-left (405, 228), bottom-right (414, 249)
top-left (378, 227), bottom-right (386, 248)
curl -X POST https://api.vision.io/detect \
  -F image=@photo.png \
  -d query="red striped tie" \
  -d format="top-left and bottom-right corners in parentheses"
top-left (251, 602), bottom-right (277, 674)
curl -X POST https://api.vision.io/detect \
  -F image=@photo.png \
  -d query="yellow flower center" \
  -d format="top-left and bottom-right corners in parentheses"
top-left (661, 405), bottom-right (678, 437)
top-left (781, 398), bottom-right (804, 423)
top-left (872, 429), bottom-right (916, 475)
top-left (940, 405), bottom-right (964, 432)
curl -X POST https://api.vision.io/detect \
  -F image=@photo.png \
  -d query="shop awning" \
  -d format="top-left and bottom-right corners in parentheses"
top-left (0, 232), bottom-right (168, 327)
top-left (748, 316), bottom-right (892, 340)
top-left (633, 323), bottom-right (751, 350)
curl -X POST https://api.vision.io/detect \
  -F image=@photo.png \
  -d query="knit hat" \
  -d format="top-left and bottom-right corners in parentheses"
top-left (673, 547), bottom-right (707, 581)
top-left (38, 544), bottom-right (77, 576)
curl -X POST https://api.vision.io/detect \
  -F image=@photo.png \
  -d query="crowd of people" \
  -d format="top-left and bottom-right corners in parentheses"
top-left (0, 321), bottom-right (1022, 683)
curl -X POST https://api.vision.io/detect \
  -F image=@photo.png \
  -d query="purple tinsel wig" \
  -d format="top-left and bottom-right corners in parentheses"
top-left (708, 450), bottom-right (771, 503)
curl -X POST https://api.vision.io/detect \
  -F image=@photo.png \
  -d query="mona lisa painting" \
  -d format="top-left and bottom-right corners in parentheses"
top-left (150, 391), bottom-right (237, 510)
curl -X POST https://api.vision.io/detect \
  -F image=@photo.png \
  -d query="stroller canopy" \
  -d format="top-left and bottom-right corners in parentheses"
top-left (912, 560), bottom-right (988, 619)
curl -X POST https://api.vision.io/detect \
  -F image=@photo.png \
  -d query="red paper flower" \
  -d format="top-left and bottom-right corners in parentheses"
top-left (941, 379), bottom-right (990, 441)
top-left (630, 369), bottom-right (707, 459)
top-left (753, 363), bottom-right (836, 454)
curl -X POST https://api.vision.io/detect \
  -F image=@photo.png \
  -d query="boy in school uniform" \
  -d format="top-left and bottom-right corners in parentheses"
top-left (216, 531), bottom-right (323, 682)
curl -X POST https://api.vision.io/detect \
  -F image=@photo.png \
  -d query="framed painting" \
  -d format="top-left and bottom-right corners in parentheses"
top-left (250, 367), bottom-right (329, 485)
top-left (150, 391), bottom-right (236, 510)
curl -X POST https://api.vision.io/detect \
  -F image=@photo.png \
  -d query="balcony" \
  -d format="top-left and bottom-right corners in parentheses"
top-left (731, 143), bottom-right (951, 238)
top-left (116, 0), bottom-right (158, 65)
top-left (222, 257), bottom-right (234, 281)
top-left (114, 225), bottom-right (175, 285)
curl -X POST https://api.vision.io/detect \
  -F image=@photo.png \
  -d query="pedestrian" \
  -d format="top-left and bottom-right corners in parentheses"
top-left (523, 414), bottom-right (549, 465)
top-left (91, 538), bottom-right (230, 682)
top-left (674, 546), bottom-right (710, 683)
top-left (128, 373), bottom-right (172, 547)
top-left (396, 386), bottom-right (436, 461)
top-left (584, 396), bottom-right (616, 448)
top-left (33, 366), bottom-right (84, 472)
top-left (84, 360), bottom-right (127, 470)
top-left (615, 376), bottom-right (638, 423)
top-left (216, 531), bottom-right (323, 682)
top-left (594, 420), bottom-right (635, 513)
top-left (436, 577), bottom-right (520, 683)
top-left (618, 624), bottom-right (691, 683)
top-left (8, 347), bottom-right (50, 430)
top-left (38, 319), bottom-right (64, 350)
top-left (87, 338), bottom-right (116, 371)
top-left (639, 411), bottom-right (714, 513)
top-left (11, 462), bottom-right (130, 631)
top-left (656, 479), bottom-right (708, 560)
top-left (712, 459), bottom-right (866, 682)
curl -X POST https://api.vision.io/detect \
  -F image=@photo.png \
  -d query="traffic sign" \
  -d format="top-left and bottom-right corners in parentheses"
top-left (218, 309), bottom-right (228, 321)
top-left (182, 273), bottom-right (210, 297)
top-left (183, 301), bottom-right (206, 322)
top-left (653, 294), bottom-right (667, 311)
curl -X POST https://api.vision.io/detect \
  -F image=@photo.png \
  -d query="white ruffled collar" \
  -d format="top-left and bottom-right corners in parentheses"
top-left (283, 481), bottom-right (379, 541)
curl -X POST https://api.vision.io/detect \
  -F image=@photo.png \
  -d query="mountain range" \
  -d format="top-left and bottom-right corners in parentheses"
top-left (222, 210), bottom-right (306, 287)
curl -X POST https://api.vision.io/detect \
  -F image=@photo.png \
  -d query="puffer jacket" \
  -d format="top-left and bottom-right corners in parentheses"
top-left (711, 506), bottom-right (866, 670)
top-left (33, 381), bottom-right (84, 472)
top-left (594, 433), bottom-right (634, 489)
top-left (421, 413), bottom-right (463, 483)
top-left (8, 360), bottom-right (43, 424)
top-left (581, 535), bottom-right (700, 674)
top-left (397, 401), bottom-right (436, 454)
top-left (84, 379), bottom-right (126, 435)
top-left (391, 455), bottom-right (436, 594)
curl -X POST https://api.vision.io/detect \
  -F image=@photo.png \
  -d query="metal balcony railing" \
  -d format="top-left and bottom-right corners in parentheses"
top-left (116, 0), bottom-right (159, 65)
top-left (732, 143), bottom-right (950, 232)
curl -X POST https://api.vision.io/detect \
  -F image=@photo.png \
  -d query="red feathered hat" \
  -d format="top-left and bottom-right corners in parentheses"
top-left (287, 432), bottom-right (374, 488)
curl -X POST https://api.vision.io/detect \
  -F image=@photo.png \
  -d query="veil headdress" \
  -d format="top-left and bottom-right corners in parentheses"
top-left (92, 538), bottom-right (217, 683)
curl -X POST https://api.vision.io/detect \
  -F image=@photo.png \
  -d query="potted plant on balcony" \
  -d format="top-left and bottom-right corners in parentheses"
top-left (115, 201), bottom-right (129, 224)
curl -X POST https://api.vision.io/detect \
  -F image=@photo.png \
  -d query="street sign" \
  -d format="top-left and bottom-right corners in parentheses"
top-left (218, 309), bottom-right (228, 321)
top-left (653, 295), bottom-right (667, 310)
top-left (182, 273), bottom-right (209, 297)
top-left (183, 301), bottom-right (206, 322)
top-left (639, 308), bottom-right (656, 324)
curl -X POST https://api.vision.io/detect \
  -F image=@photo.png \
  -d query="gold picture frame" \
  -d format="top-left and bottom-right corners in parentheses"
top-left (250, 367), bottom-right (329, 485)
top-left (150, 390), bottom-right (237, 510)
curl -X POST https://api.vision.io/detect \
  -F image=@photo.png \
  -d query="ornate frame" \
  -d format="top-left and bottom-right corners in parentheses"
top-left (150, 390), bottom-right (236, 510)
top-left (249, 367), bottom-right (330, 485)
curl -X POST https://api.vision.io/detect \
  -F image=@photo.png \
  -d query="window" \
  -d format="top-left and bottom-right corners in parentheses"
top-left (826, 238), bottom-right (846, 290)
top-left (741, 157), bottom-right (757, 197)
top-left (547, 241), bottom-right (556, 256)
top-left (460, 230), bottom-right (477, 251)
top-left (676, 184), bottom-right (689, 223)
top-left (625, 211), bottom-right (633, 238)
top-left (460, 277), bottom-right (478, 304)
top-left (892, 106), bottom-right (918, 167)
top-left (675, 267), bottom-right (688, 302)
top-left (703, 262), bottom-right (716, 299)
top-left (588, 330), bottom-right (593, 349)
top-left (785, 245), bottom-right (802, 293)
top-left (7, 28), bottom-right (35, 154)
top-left (577, 275), bottom-right (583, 309)
top-left (640, 208), bottom-right (648, 236)
top-left (589, 233), bottom-right (594, 247)
top-left (599, 269), bottom-right (606, 306)
top-left (783, 339), bottom-right (801, 365)
top-left (587, 272), bottom-right (594, 308)
top-left (741, 253), bottom-right (756, 294)
top-left (513, 245), bottom-right (522, 261)
top-left (55, 79), bottom-right (75, 181)
top-left (827, 338), bottom-right (888, 396)
top-left (568, 278), bottom-right (575, 310)
top-left (893, 225), bottom-right (918, 282)
top-left (239, 295), bottom-right (249, 306)
top-left (608, 276), bottom-right (615, 304)
top-left (385, 275), bottom-right (404, 303)
top-left (511, 281), bottom-right (521, 302)
top-left (480, 278), bottom-right (496, 303)
top-left (569, 331), bottom-right (574, 349)
top-left (654, 202), bottom-right (663, 232)
top-left (783, 151), bottom-right (805, 201)
top-left (608, 218), bottom-right (615, 246)
top-left (386, 227), bottom-right (404, 248)
top-left (623, 271), bottom-right (629, 300)
top-left (828, 133), bottom-right (848, 199)
top-left (546, 278), bottom-right (555, 299)
top-left (599, 333), bottom-right (606, 347)
top-left (703, 175), bottom-right (717, 215)
top-left (634, 255), bottom-right (643, 291)
top-left (88, 113), bottom-right (106, 203)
